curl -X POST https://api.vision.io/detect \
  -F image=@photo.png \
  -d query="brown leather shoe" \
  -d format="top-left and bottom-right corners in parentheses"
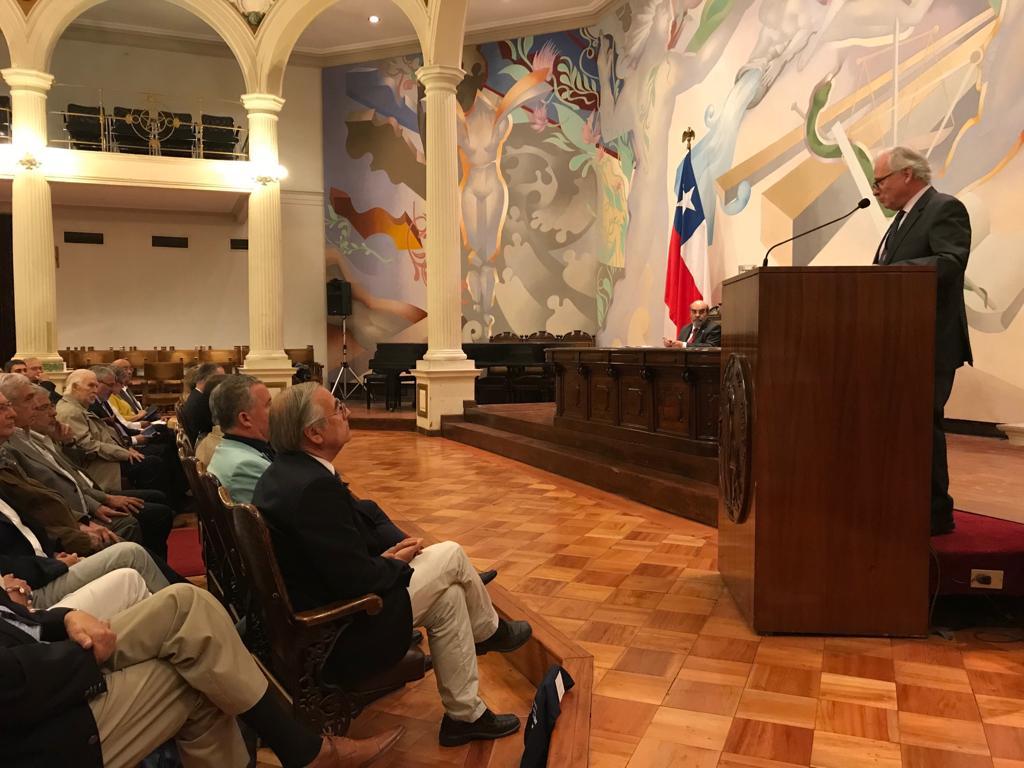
top-left (308, 725), bottom-right (404, 767)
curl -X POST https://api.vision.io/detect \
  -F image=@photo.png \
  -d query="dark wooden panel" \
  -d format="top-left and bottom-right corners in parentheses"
top-left (654, 372), bottom-right (690, 437)
top-left (618, 366), bottom-right (653, 431)
top-left (719, 266), bottom-right (933, 637)
top-left (588, 367), bottom-right (618, 425)
top-left (559, 365), bottom-right (588, 421)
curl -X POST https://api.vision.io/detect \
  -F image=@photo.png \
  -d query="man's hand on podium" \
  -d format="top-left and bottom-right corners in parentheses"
top-left (663, 337), bottom-right (683, 348)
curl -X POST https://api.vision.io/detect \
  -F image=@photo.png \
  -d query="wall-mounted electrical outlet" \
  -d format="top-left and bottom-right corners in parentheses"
top-left (970, 569), bottom-right (1004, 590)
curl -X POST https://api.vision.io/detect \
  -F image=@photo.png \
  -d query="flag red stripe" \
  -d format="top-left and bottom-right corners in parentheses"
top-left (665, 228), bottom-right (703, 334)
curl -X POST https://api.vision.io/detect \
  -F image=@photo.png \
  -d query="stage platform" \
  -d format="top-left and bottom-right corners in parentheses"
top-left (442, 403), bottom-right (718, 526)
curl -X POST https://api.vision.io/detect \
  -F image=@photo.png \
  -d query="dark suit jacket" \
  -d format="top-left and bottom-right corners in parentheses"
top-left (0, 592), bottom-right (106, 767)
top-left (677, 320), bottom-right (722, 347)
top-left (180, 388), bottom-right (209, 444)
top-left (0, 504), bottom-right (58, 560)
top-left (252, 451), bottom-right (413, 686)
top-left (874, 187), bottom-right (972, 371)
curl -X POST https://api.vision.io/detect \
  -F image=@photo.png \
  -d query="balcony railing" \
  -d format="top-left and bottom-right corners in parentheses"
top-left (47, 84), bottom-right (248, 160)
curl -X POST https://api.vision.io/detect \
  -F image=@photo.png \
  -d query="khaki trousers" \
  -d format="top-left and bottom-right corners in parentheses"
top-left (51, 568), bottom-right (150, 619)
top-left (408, 541), bottom-right (499, 722)
top-left (88, 584), bottom-right (268, 768)
top-left (32, 541), bottom-right (170, 609)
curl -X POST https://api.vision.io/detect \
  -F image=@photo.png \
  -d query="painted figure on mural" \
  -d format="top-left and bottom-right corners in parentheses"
top-left (458, 43), bottom-right (559, 339)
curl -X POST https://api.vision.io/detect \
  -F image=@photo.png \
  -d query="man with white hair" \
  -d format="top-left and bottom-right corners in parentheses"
top-left (56, 368), bottom-right (156, 493)
top-left (871, 145), bottom-right (972, 536)
top-left (254, 383), bottom-right (530, 747)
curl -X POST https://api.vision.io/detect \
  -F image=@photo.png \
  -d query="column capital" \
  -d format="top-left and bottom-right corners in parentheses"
top-left (241, 93), bottom-right (286, 116)
top-left (416, 64), bottom-right (465, 93)
top-left (1, 68), bottom-right (54, 94)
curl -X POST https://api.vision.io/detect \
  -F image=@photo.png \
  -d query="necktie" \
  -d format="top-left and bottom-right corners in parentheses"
top-left (877, 209), bottom-right (906, 264)
top-left (686, 326), bottom-right (698, 345)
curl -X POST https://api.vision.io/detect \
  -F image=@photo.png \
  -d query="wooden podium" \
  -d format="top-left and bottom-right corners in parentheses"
top-left (718, 266), bottom-right (935, 636)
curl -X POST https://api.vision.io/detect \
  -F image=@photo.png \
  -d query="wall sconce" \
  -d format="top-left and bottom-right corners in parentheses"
top-left (252, 163), bottom-right (288, 185)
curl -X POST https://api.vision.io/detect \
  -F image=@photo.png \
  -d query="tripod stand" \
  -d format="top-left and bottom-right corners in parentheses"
top-left (329, 316), bottom-right (365, 400)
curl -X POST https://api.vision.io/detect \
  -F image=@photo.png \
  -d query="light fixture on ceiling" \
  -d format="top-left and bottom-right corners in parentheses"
top-left (368, 15), bottom-right (381, 24)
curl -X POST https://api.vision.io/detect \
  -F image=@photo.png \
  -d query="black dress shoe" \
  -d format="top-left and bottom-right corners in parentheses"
top-left (931, 521), bottom-right (956, 536)
top-left (438, 709), bottom-right (520, 747)
top-left (411, 629), bottom-right (423, 646)
top-left (478, 569), bottom-right (498, 585)
top-left (475, 618), bottom-right (532, 656)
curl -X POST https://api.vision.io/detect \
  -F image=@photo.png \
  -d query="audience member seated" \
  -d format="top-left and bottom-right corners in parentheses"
top-left (187, 372), bottom-right (228, 464)
top-left (663, 299), bottom-right (721, 348)
top-left (2, 565), bottom-right (150, 620)
top-left (22, 357), bottom-right (60, 404)
top-left (3, 359), bottom-right (26, 374)
top-left (0, 583), bottom-right (403, 767)
top-left (180, 362), bottom-right (226, 444)
top-left (207, 374), bottom-right (274, 502)
top-left (31, 384), bottom-right (175, 559)
top-left (1, 374), bottom-right (144, 543)
top-left (57, 369), bottom-right (180, 509)
top-left (90, 366), bottom-right (188, 510)
top-left (253, 383), bottom-right (530, 747)
top-left (110, 358), bottom-right (145, 413)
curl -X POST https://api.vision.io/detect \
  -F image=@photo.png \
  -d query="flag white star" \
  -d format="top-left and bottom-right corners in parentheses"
top-left (677, 186), bottom-right (696, 213)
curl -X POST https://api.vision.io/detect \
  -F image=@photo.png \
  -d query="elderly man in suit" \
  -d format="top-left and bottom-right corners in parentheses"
top-left (180, 362), bottom-right (226, 444)
top-left (1, 376), bottom-right (175, 560)
top-left (0, 584), bottom-right (403, 767)
top-left (663, 300), bottom-right (722, 348)
top-left (57, 368), bottom-right (172, 499)
top-left (253, 383), bottom-right (529, 747)
top-left (872, 146), bottom-right (972, 536)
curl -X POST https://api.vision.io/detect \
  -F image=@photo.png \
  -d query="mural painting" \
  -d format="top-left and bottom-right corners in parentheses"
top-left (323, 0), bottom-right (1024, 423)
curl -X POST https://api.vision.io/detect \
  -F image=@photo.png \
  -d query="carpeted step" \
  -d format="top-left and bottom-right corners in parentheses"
top-left (442, 420), bottom-right (717, 526)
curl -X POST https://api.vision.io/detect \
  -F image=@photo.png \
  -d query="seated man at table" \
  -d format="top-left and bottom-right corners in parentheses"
top-left (663, 299), bottom-right (722, 348)
top-left (252, 383), bottom-right (529, 747)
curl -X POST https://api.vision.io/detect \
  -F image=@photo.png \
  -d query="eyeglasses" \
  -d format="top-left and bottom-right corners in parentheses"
top-left (872, 168), bottom-right (903, 189)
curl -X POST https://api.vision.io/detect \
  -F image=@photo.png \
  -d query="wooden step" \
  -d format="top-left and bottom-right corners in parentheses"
top-left (442, 419), bottom-right (718, 527)
top-left (462, 403), bottom-right (718, 484)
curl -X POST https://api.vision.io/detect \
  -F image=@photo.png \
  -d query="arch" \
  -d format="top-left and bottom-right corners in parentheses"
top-left (21, 0), bottom-right (257, 90)
top-left (0, 0), bottom-right (27, 63)
top-left (423, 0), bottom-right (469, 68)
top-left (254, 0), bottom-right (430, 96)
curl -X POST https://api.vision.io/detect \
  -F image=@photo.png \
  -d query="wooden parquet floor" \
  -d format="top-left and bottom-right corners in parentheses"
top-left (306, 430), bottom-right (1024, 768)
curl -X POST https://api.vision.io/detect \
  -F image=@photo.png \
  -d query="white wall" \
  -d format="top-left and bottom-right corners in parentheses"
top-left (44, 38), bottom-right (327, 364)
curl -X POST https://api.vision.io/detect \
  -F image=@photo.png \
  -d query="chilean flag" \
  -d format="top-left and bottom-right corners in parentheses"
top-left (665, 151), bottom-right (710, 334)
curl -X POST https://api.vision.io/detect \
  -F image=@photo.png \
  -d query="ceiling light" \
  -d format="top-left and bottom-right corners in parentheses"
top-left (368, 15), bottom-right (380, 24)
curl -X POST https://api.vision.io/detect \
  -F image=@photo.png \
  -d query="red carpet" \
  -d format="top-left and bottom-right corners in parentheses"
top-left (167, 527), bottom-right (205, 578)
top-left (931, 510), bottom-right (1024, 596)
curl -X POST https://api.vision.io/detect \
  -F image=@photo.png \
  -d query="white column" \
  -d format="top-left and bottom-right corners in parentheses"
top-left (2, 68), bottom-right (68, 391)
top-left (239, 93), bottom-right (294, 392)
top-left (413, 65), bottom-right (479, 431)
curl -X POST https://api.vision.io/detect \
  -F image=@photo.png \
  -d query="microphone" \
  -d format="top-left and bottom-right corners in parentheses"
top-left (762, 198), bottom-right (871, 267)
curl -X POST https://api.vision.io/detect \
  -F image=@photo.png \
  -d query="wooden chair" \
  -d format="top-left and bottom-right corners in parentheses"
top-left (179, 456), bottom-right (234, 614)
top-left (227, 496), bottom-right (429, 735)
top-left (560, 330), bottom-right (595, 345)
top-left (489, 331), bottom-right (522, 342)
top-left (78, 348), bottom-right (121, 367)
top-left (157, 347), bottom-right (197, 365)
top-left (527, 331), bottom-right (557, 341)
top-left (142, 362), bottom-right (185, 408)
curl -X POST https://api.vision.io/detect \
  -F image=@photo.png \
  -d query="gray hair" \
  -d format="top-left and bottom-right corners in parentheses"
top-left (209, 374), bottom-right (259, 430)
top-left (268, 382), bottom-right (327, 453)
top-left (29, 384), bottom-right (50, 400)
top-left (886, 146), bottom-right (932, 183)
top-left (0, 372), bottom-right (32, 400)
top-left (90, 365), bottom-right (116, 383)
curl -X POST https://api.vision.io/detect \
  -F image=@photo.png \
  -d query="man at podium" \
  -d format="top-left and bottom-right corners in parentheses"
top-left (663, 300), bottom-right (722, 348)
top-left (871, 146), bottom-right (972, 536)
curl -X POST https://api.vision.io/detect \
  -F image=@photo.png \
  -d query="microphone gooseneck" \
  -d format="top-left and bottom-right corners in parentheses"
top-left (762, 198), bottom-right (872, 267)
